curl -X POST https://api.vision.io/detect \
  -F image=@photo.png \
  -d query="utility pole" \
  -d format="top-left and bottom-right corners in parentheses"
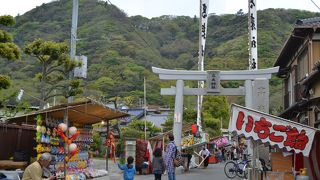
top-left (144, 77), bottom-right (147, 140)
top-left (68, 0), bottom-right (79, 103)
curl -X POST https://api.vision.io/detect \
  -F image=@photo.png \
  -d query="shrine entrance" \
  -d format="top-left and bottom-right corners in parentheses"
top-left (152, 66), bottom-right (279, 150)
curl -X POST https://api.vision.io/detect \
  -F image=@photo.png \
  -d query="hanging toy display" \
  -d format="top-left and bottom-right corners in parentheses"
top-left (35, 115), bottom-right (43, 160)
top-left (58, 123), bottom-right (68, 132)
top-left (34, 115), bottom-right (93, 179)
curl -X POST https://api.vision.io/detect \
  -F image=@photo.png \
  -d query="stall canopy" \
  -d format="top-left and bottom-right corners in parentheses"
top-left (209, 136), bottom-right (229, 148)
top-left (6, 99), bottom-right (129, 126)
top-left (229, 104), bottom-right (317, 157)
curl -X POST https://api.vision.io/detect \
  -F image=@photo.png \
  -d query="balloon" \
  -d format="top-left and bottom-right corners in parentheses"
top-left (41, 126), bottom-right (46, 134)
top-left (69, 131), bottom-right (80, 142)
top-left (69, 127), bottom-right (77, 136)
top-left (58, 123), bottom-right (67, 132)
top-left (69, 143), bottom-right (77, 152)
top-left (36, 126), bottom-right (41, 132)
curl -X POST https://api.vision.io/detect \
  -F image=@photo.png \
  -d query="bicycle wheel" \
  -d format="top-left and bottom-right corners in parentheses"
top-left (236, 162), bottom-right (246, 178)
top-left (224, 161), bottom-right (237, 178)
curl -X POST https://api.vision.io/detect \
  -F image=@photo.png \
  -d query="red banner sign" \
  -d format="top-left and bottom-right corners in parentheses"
top-left (229, 104), bottom-right (316, 157)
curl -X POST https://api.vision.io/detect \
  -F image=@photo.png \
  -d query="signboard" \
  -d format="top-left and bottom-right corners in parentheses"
top-left (229, 104), bottom-right (316, 157)
top-left (252, 79), bottom-right (269, 113)
top-left (207, 71), bottom-right (220, 92)
top-left (74, 55), bottom-right (87, 78)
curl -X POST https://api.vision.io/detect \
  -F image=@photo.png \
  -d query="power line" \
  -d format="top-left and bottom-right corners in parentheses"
top-left (310, 0), bottom-right (320, 11)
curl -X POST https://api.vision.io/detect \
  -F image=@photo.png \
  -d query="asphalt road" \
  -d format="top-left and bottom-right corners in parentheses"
top-left (92, 159), bottom-right (242, 180)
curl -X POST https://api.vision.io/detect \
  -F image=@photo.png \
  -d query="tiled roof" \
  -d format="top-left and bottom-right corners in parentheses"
top-left (296, 17), bottom-right (320, 26)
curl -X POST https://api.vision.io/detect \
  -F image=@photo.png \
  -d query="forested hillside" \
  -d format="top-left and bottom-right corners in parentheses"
top-left (1, 0), bottom-right (319, 113)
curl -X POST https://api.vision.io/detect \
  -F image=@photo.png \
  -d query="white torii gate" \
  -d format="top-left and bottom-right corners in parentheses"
top-left (152, 66), bottom-right (279, 150)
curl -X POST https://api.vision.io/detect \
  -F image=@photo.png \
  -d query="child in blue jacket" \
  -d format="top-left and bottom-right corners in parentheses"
top-left (118, 156), bottom-right (136, 180)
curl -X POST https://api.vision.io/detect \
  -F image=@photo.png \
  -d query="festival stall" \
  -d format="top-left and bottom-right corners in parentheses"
top-left (7, 99), bottom-right (129, 180)
top-left (208, 136), bottom-right (230, 164)
top-left (148, 123), bottom-right (194, 152)
top-left (229, 104), bottom-right (318, 180)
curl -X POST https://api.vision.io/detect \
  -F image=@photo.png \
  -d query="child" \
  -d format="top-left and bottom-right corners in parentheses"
top-left (118, 156), bottom-right (136, 180)
top-left (152, 148), bottom-right (165, 180)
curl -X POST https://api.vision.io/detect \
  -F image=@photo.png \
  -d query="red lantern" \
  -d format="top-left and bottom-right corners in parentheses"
top-left (191, 124), bottom-right (197, 135)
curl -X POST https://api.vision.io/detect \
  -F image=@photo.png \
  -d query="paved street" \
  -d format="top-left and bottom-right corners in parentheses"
top-left (92, 159), bottom-right (242, 180)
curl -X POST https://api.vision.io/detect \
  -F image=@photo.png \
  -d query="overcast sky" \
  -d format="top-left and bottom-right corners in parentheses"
top-left (1, 0), bottom-right (320, 18)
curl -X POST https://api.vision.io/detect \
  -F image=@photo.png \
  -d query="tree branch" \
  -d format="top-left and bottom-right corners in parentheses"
top-left (45, 67), bottom-right (67, 77)
top-left (44, 84), bottom-right (67, 98)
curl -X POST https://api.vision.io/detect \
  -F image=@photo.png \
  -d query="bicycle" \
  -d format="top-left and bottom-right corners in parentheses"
top-left (224, 158), bottom-right (251, 179)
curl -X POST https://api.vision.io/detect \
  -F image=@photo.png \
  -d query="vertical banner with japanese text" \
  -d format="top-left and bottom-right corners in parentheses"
top-left (229, 104), bottom-right (316, 157)
top-left (248, 0), bottom-right (257, 70)
top-left (197, 0), bottom-right (210, 131)
top-left (199, 0), bottom-right (209, 70)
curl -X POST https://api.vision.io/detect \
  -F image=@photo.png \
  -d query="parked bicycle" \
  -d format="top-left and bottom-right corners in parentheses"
top-left (224, 158), bottom-right (251, 179)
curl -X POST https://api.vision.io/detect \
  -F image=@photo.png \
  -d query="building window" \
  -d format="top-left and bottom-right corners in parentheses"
top-left (315, 111), bottom-right (320, 129)
top-left (297, 48), bottom-right (309, 81)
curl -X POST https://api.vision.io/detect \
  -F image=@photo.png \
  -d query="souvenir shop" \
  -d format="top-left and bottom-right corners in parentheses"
top-left (229, 104), bottom-right (319, 180)
top-left (6, 99), bottom-right (128, 180)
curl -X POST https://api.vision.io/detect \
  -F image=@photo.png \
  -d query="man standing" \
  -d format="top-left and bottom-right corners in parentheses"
top-left (165, 134), bottom-right (176, 180)
top-left (199, 146), bottom-right (210, 168)
top-left (22, 153), bottom-right (55, 180)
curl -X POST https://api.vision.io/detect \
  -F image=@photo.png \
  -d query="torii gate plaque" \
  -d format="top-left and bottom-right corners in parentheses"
top-left (152, 66), bottom-right (279, 150)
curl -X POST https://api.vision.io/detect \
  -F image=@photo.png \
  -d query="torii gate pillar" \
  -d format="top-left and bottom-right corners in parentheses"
top-left (173, 80), bottom-right (184, 149)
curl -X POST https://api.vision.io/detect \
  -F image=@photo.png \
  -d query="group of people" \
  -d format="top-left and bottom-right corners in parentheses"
top-left (116, 134), bottom-right (216, 180)
top-left (22, 134), bottom-right (213, 180)
top-left (117, 133), bottom-right (176, 180)
top-left (222, 144), bottom-right (248, 161)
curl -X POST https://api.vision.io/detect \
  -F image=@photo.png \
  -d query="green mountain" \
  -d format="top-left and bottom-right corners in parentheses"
top-left (1, 0), bottom-right (319, 113)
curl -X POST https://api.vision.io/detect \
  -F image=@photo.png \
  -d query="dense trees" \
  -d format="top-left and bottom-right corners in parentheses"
top-left (121, 120), bottom-right (161, 139)
top-left (24, 39), bottom-right (82, 108)
top-left (2, 0), bottom-right (320, 113)
top-left (162, 96), bottom-right (230, 137)
top-left (0, 15), bottom-right (21, 90)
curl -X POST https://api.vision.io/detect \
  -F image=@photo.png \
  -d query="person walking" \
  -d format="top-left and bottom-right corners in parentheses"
top-left (165, 134), bottom-right (176, 180)
top-left (22, 153), bottom-right (55, 180)
top-left (152, 148), bottom-right (166, 180)
top-left (199, 146), bottom-right (210, 168)
top-left (118, 156), bottom-right (136, 180)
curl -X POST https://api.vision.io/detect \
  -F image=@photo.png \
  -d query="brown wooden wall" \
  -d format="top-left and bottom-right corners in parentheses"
top-left (0, 124), bottom-right (36, 160)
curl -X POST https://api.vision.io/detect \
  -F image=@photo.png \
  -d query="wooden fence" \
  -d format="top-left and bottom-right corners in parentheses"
top-left (0, 124), bottom-right (36, 160)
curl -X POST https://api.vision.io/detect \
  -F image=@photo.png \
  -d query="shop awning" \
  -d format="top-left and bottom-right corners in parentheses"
top-left (229, 104), bottom-right (318, 157)
top-left (6, 99), bottom-right (129, 126)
